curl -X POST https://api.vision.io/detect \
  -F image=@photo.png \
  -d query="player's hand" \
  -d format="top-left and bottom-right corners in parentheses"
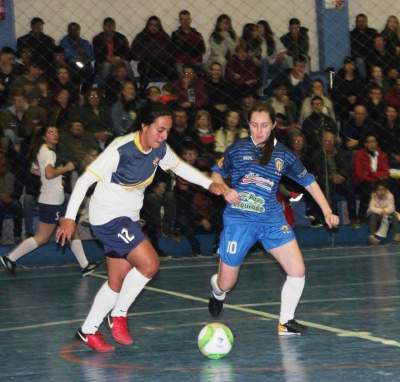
top-left (223, 188), bottom-right (241, 205)
top-left (208, 182), bottom-right (225, 196)
top-left (324, 213), bottom-right (339, 228)
top-left (56, 218), bottom-right (76, 246)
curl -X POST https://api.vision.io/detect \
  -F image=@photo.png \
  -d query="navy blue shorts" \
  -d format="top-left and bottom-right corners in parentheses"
top-left (38, 202), bottom-right (66, 224)
top-left (91, 217), bottom-right (145, 258)
top-left (218, 222), bottom-right (295, 266)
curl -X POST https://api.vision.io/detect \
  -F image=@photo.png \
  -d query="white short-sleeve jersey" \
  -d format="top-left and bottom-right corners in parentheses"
top-left (87, 132), bottom-right (183, 225)
top-left (37, 144), bottom-right (64, 205)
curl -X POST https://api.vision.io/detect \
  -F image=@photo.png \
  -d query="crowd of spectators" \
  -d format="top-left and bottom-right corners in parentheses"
top-left (1, 11), bottom-right (400, 250)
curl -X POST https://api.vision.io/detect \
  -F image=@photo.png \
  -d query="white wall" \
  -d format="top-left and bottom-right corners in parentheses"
top-left (14, 0), bottom-right (320, 69)
top-left (348, 0), bottom-right (400, 31)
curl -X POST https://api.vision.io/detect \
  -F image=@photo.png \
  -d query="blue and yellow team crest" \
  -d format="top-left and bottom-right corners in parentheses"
top-left (275, 158), bottom-right (284, 174)
top-left (281, 224), bottom-right (290, 233)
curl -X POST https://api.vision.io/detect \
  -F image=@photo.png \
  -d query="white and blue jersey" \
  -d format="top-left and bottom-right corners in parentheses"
top-left (213, 137), bottom-right (315, 266)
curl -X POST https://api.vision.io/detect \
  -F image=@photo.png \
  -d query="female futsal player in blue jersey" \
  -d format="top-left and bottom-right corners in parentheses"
top-left (56, 104), bottom-right (224, 352)
top-left (208, 104), bottom-right (339, 335)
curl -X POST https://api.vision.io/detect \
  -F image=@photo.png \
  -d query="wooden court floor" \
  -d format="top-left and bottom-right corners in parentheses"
top-left (1, 245), bottom-right (400, 381)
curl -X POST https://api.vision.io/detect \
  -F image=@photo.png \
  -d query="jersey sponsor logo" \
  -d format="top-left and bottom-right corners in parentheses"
top-left (240, 172), bottom-right (274, 191)
top-left (275, 158), bottom-right (284, 174)
top-left (231, 191), bottom-right (265, 213)
top-left (243, 155), bottom-right (253, 160)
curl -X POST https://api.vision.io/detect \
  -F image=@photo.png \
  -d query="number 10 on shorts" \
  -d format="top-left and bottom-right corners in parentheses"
top-left (227, 241), bottom-right (237, 254)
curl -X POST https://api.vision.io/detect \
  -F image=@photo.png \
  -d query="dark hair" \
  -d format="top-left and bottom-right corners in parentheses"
top-left (137, 104), bottom-right (173, 129)
top-left (211, 14), bottom-right (236, 44)
top-left (103, 17), bottom-right (115, 25)
top-left (67, 22), bottom-right (80, 31)
top-left (53, 45), bottom-right (65, 54)
top-left (30, 17), bottom-right (44, 27)
top-left (311, 95), bottom-right (323, 103)
top-left (248, 104), bottom-right (276, 165)
top-left (293, 54), bottom-right (307, 65)
top-left (257, 20), bottom-right (276, 55)
top-left (28, 126), bottom-right (57, 164)
top-left (363, 132), bottom-right (379, 143)
top-left (289, 18), bottom-right (301, 26)
top-left (373, 180), bottom-right (389, 191)
top-left (1, 46), bottom-right (16, 55)
top-left (144, 16), bottom-right (167, 35)
top-left (179, 10), bottom-right (190, 17)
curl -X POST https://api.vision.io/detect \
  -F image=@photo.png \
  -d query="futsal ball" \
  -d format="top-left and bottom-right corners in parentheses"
top-left (197, 323), bottom-right (234, 359)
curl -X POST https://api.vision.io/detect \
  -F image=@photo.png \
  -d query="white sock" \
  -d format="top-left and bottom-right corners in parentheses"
top-left (211, 273), bottom-right (226, 301)
top-left (70, 239), bottom-right (89, 269)
top-left (111, 267), bottom-right (151, 317)
top-left (280, 276), bottom-right (305, 324)
top-left (8, 237), bottom-right (38, 262)
top-left (81, 282), bottom-right (119, 334)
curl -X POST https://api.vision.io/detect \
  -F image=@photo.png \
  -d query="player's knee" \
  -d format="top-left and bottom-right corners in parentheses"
top-left (139, 257), bottom-right (159, 278)
top-left (108, 278), bottom-right (124, 293)
top-left (288, 265), bottom-right (305, 278)
top-left (33, 235), bottom-right (47, 246)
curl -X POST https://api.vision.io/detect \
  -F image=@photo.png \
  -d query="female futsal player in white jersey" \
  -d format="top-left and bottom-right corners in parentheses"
top-left (208, 104), bottom-right (339, 335)
top-left (0, 126), bottom-right (97, 276)
top-left (56, 104), bottom-right (224, 352)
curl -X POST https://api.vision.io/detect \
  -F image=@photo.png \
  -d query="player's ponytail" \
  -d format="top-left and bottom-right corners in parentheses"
top-left (248, 104), bottom-right (276, 166)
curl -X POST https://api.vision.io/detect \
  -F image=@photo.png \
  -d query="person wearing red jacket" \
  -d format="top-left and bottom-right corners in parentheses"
top-left (353, 133), bottom-right (390, 220)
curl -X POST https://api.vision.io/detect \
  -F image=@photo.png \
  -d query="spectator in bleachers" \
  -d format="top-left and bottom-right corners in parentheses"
top-left (384, 77), bottom-right (400, 111)
top-left (0, 151), bottom-right (22, 244)
top-left (377, 105), bottom-right (400, 168)
top-left (92, 17), bottom-right (130, 79)
top-left (311, 131), bottom-right (357, 227)
top-left (0, 89), bottom-right (46, 148)
top-left (353, 133), bottom-right (390, 221)
top-left (214, 109), bottom-right (245, 157)
top-left (48, 88), bottom-right (80, 129)
top-left (51, 66), bottom-right (80, 105)
top-left (13, 47), bottom-right (31, 76)
top-left (172, 65), bottom-right (208, 110)
top-left (302, 96), bottom-right (338, 155)
top-left (239, 88), bottom-right (257, 120)
top-left (280, 18), bottom-right (309, 68)
top-left (332, 56), bottom-right (364, 122)
top-left (145, 86), bottom-right (162, 106)
top-left (367, 34), bottom-right (399, 76)
top-left (350, 14), bottom-right (378, 78)
top-left (193, 109), bottom-right (215, 156)
top-left (300, 79), bottom-right (335, 123)
top-left (368, 65), bottom-right (389, 93)
top-left (240, 23), bottom-right (262, 67)
top-left (130, 16), bottom-right (176, 86)
top-left (12, 60), bottom-right (45, 100)
top-left (367, 181), bottom-right (400, 245)
top-left (80, 88), bottom-right (112, 150)
top-left (104, 61), bottom-right (133, 105)
top-left (226, 42), bottom-right (259, 99)
top-left (159, 83), bottom-right (177, 106)
top-left (267, 83), bottom-right (297, 126)
top-left (16, 17), bottom-right (55, 74)
top-left (270, 55), bottom-right (311, 112)
top-left (257, 20), bottom-right (288, 83)
top-left (111, 80), bottom-right (141, 136)
top-left (60, 22), bottom-right (93, 74)
top-left (0, 47), bottom-right (16, 110)
top-left (206, 62), bottom-right (234, 126)
top-left (364, 84), bottom-right (387, 125)
top-left (208, 14), bottom-right (238, 70)
top-left (171, 10), bottom-right (206, 75)
top-left (58, 121), bottom-right (99, 175)
top-left (37, 78), bottom-right (52, 111)
top-left (167, 107), bottom-right (201, 153)
top-left (341, 104), bottom-right (375, 151)
top-left (382, 15), bottom-right (400, 57)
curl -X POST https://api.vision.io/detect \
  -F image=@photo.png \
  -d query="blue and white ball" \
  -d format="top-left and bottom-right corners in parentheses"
top-left (198, 323), bottom-right (234, 359)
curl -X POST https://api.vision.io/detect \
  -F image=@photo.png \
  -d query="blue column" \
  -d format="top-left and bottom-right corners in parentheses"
top-left (315, 0), bottom-right (350, 71)
top-left (0, 0), bottom-right (16, 49)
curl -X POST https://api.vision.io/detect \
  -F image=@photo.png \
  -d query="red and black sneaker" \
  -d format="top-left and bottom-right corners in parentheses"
top-left (107, 314), bottom-right (133, 345)
top-left (76, 329), bottom-right (115, 352)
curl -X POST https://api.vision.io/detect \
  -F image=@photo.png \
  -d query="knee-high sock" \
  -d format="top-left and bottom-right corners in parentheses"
top-left (81, 282), bottom-right (119, 334)
top-left (70, 239), bottom-right (89, 269)
top-left (111, 268), bottom-right (151, 317)
top-left (8, 237), bottom-right (38, 262)
top-left (211, 273), bottom-right (227, 301)
top-left (280, 276), bottom-right (305, 324)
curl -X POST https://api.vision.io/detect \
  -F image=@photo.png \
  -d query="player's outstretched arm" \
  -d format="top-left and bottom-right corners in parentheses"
top-left (305, 181), bottom-right (339, 228)
top-left (211, 172), bottom-right (240, 205)
top-left (56, 171), bottom-right (97, 245)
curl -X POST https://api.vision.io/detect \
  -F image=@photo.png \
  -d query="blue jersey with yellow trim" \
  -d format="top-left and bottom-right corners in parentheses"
top-left (212, 137), bottom-right (315, 225)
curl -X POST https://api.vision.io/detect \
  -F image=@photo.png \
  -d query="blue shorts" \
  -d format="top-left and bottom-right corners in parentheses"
top-left (91, 217), bottom-right (145, 258)
top-left (38, 202), bottom-right (66, 224)
top-left (218, 223), bottom-right (295, 266)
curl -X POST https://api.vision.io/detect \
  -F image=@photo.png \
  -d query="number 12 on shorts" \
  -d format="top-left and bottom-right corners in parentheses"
top-left (118, 228), bottom-right (135, 244)
top-left (227, 241), bottom-right (237, 254)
